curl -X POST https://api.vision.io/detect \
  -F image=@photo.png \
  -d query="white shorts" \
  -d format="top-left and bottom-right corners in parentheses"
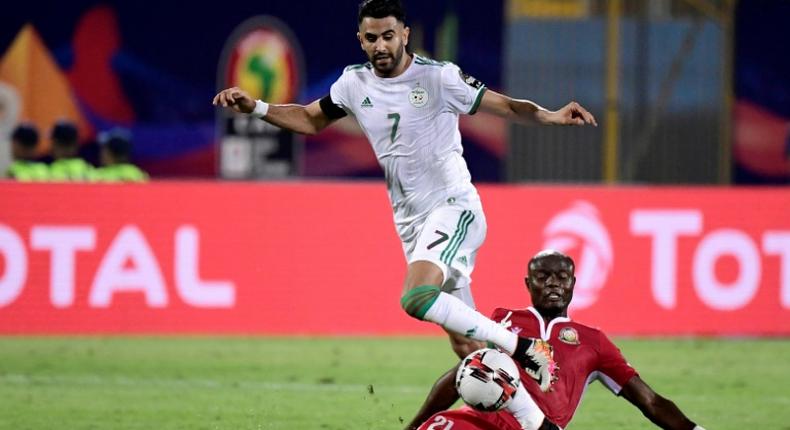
top-left (403, 197), bottom-right (487, 307)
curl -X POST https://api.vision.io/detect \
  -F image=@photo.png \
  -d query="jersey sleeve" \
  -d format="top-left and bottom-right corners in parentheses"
top-left (596, 332), bottom-right (638, 394)
top-left (327, 70), bottom-right (353, 116)
top-left (490, 307), bottom-right (511, 322)
top-left (487, 308), bottom-right (514, 349)
top-left (440, 63), bottom-right (487, 115)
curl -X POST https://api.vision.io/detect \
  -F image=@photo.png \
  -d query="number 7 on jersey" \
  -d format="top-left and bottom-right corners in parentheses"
top-left (387, 113), bottom-right (400, 143)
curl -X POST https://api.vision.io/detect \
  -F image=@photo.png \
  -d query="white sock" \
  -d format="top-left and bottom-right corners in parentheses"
top-left (507, 383), bottom-right (545, 430)
top-left (423, 292), bottom-right (518, 354)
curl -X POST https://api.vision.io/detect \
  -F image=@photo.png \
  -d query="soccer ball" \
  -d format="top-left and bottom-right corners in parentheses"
top-left (455, 348), bottom-right (521, 412)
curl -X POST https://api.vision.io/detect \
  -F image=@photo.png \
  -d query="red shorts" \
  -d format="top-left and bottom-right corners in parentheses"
top-left (417, 407), bottom-right (521, 430)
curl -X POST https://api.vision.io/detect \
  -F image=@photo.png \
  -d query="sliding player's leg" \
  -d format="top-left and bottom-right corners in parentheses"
top-left (446, 329), bottom-right (485, 359)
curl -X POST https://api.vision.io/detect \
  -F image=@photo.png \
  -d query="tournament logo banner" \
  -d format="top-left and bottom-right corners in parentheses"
top-left (216, 16), bottom-right (304, 179)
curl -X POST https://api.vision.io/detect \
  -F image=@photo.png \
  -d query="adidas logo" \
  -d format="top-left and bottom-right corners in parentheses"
top-left (360, 96), bottom-right (373, 108)
top-left (456, 255), bottom-right (468, 266)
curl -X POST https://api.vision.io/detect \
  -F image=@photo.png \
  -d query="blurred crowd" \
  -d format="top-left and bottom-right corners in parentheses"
top-left (6, 120), bottom-right (148, 182)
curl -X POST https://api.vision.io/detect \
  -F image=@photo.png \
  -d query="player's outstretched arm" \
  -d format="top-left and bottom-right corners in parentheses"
top-left (404, 364), bottom-right (460, 430)
top-left (478, 90), bottom-right (597, 127)
top-left (213, 87), bottom-right (334, 135)
top-left (620, 375), bottom-right (704, 430)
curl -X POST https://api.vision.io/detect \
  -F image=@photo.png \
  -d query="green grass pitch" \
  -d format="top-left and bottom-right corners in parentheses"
top-left (0, 337), bottom-right (787, 429)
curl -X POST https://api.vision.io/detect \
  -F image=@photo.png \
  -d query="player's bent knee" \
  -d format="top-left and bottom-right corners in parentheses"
top-left (453, 339), bottom-right (484, 359)
top-left (448, 332), bottom-right (484, 358)
top-left (400, 285), bottom-right (441, 320)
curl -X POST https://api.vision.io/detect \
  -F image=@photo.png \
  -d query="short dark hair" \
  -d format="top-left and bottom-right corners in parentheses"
top-left (51, 120), bottom-right (79, 146)
top-left (358, 0), bottom-right (406, 24)
top-left (99, 128), bottom-right (133, 160)
top-left (528, 249), bottom-right (575, 273)
top-left (12, 124), bottom-right (39, 148)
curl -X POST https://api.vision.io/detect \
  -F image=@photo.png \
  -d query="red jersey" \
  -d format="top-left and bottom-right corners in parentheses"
top-left (421, 307), bottom-right (638, 430)
top-left (417, 406), bottom-right (521, 430)
top-left (491, 307), bottom-right (637, 427)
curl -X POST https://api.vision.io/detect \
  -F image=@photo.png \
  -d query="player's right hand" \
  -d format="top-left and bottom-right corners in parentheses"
top-left (512, 337), bottom-right (559, 392)
top-left (212, 87), bottom-right (256, 114)
top-left (549, 101), bottom-right (597, 126)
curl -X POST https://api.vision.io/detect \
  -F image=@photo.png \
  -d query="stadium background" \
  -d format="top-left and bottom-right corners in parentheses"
top-left (2, 0), bottom-right (788, 183)
top-left (1, 0), bottom-right (789, 429)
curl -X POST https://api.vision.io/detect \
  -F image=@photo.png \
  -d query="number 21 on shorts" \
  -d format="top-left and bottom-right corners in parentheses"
top-left (426, 415), bottom-right (455, 430)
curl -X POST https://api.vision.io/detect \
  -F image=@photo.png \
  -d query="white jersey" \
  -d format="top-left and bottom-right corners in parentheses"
top-left (329, 55), bottom-right (487, 245)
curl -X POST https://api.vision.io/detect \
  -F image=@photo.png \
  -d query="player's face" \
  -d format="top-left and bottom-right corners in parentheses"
top-left (358, 16), bottom-right (409, 77)
top-left (100, 146), bottom-right (113, 166)
top-left (526, 256), bottom-right (576, 315)
top-left (11, 141), bottom-right (25, 159)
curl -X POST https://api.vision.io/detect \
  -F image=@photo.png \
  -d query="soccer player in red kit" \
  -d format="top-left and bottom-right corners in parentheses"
top-left (408, 250), bottom-right (706, 430)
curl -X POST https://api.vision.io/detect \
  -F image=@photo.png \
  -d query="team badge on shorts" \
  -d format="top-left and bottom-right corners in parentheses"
top-left (558, 327), bottom-right (580, 345)
top-left (409, 86), bottom-right (429, 108)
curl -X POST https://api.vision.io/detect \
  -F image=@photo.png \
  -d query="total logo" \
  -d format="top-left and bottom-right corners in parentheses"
top-left (541, 201), bottom-right (790, 312)
top-left (0, 224), bottom-right (236, 309)
top-left (542, 201), bottom-right (613, 310)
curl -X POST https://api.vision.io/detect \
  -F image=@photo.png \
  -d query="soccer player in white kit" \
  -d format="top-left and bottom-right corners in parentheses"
top-left (214, 0), bottom-right (596, 393)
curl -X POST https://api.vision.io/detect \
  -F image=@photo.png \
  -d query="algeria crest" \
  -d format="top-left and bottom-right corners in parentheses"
top-left (409, 86), bottom-right (428, 108)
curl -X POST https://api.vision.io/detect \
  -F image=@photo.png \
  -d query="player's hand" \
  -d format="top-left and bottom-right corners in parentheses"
top-left (212, 87), bottom-right (256, 114)
top-left (512, 337), bottom-right (559, 392)
top-left (547, 101), bottom-right (597, 127)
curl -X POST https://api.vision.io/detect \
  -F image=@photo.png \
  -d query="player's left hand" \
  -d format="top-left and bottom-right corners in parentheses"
top-left (548, 101), bottom-right (597, 126)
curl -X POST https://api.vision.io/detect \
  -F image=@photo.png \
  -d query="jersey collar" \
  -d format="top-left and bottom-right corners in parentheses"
top-left (370, 53), bottom-right (418, 83)
top-left (526, 307), bottom-right (571, 341)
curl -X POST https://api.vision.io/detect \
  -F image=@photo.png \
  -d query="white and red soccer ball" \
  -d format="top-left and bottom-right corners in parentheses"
top-left (455, 348), bottom-right (521, 412)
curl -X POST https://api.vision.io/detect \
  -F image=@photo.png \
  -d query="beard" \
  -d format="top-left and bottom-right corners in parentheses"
top-left (369, 43), bottom-right (405, 76)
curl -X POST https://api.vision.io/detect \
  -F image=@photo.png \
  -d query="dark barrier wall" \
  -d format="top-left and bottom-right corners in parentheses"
top-left (1, 182), bottom-right (788, 335)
